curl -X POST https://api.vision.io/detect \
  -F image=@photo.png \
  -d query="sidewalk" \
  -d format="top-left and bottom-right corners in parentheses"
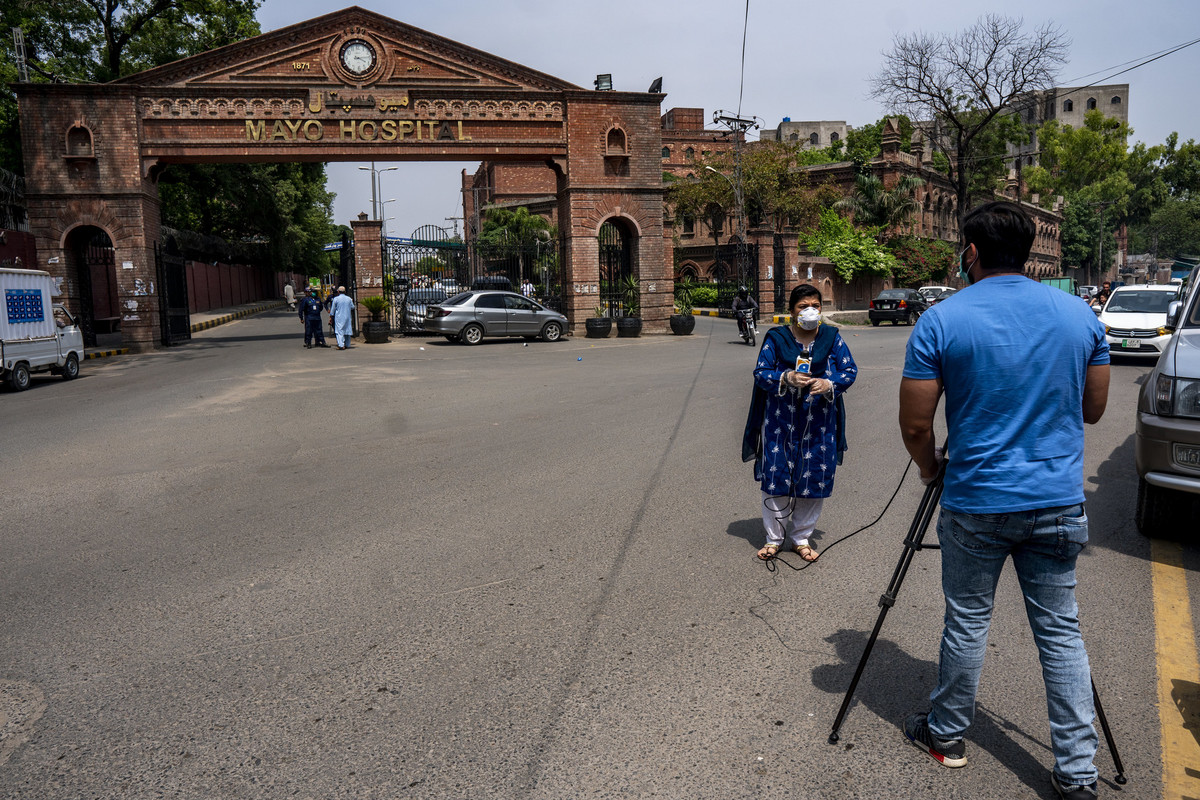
top-left (88, 300), bottom-right (287, 359)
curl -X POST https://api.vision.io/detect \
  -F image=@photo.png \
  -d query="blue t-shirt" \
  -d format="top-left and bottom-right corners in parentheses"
top-left (903, 275), bottom-right (1109, 513)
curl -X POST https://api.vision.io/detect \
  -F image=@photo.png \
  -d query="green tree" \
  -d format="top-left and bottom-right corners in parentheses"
top-left (871, 14), bottom-right (1068, 231)
top-left (478, 206), bottom-right (554, 245)
top-left (834, 173), bottom-right (925, 235)
top-left (801, 209), bottom-right (897, 282)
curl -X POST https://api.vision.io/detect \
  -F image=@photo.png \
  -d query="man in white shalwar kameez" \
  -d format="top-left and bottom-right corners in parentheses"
top-left (283, 281), bottom-right (296, 310)
top-left (329, 286), bottom-right (355, 350)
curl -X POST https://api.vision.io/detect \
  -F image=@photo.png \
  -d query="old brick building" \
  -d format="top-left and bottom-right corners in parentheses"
top-left (16, 7), bottom-right (675, 347)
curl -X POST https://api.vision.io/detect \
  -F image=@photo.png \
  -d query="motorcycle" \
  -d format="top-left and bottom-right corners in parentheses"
top-left (736, 308), bottom-right (756, 347)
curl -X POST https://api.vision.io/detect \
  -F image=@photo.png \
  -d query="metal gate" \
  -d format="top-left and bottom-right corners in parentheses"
top-left (598, 220), bottom-right (632, 318)
top-left (712, 241), bottom-right (759, 309)
top-left (772, 234), bottom-right (788, 314)
top-left (156, 239), bottom-right (191, 346)
top-left (383, 235), bottom-right (562, 332)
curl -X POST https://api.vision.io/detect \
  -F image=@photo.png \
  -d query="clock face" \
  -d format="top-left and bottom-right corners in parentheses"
top-left (340, 40), bottom-right (375, 75)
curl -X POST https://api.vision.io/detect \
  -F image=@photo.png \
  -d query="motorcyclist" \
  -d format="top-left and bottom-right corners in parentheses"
top-left (732, 286), bottom-right (759, 335)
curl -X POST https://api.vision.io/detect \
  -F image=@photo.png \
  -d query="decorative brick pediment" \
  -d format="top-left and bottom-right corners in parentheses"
top-left (111, 6), bottom-right (581, 93)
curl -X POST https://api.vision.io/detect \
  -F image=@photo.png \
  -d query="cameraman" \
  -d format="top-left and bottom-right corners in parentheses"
top-left (898, 202), bottom-right (1110, 800)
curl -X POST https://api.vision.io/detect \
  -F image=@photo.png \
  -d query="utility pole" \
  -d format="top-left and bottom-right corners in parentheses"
top-left (711, 110), bottom-right (759, 293)
top-left (445, 216), bottom-right (463, 239)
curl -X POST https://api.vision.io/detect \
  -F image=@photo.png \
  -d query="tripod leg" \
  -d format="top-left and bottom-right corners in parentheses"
top-left (1092, 679), bottom-right (1127, 785)
top-left (828, 475), bottom-right (943, 744)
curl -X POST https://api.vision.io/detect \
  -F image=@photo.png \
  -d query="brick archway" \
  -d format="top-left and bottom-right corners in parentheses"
top-left (15, 7), bottom-right (669, 349)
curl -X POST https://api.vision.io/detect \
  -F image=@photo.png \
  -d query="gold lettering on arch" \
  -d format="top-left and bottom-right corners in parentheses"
top-left (239, 118), bottom-right (473, 143)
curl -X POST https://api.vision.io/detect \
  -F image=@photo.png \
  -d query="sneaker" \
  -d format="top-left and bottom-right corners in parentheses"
top-left (904, 712), bottom-right (966, 768)
top-left (1051, 773), bottom-right (1098, 799)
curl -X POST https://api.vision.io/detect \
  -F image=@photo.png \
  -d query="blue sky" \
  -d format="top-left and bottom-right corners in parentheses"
top-left (256, 0), bottom-right (1200, 234)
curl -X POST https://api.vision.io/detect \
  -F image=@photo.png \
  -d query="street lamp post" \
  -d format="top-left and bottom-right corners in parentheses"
top-left (357, 163), bottom-right (398, 219)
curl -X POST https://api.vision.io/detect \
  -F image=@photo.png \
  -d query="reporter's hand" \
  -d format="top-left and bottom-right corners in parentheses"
top-left (783, 370), bottom-right (808, 388)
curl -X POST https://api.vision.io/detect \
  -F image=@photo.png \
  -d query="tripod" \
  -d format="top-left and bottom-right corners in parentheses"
top-left (826, 459), bottom-right (1127, 786)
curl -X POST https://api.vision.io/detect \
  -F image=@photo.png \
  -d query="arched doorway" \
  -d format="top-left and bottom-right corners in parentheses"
top-left (64, 226), bottom-right (118, 348)
top-left (598, 218), bottom-right (636, 318)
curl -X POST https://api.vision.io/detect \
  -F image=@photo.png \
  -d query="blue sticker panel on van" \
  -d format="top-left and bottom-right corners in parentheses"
top-left (6, 289), bottom-right (45, 324)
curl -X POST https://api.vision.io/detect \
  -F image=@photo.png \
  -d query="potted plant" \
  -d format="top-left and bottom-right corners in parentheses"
top-left (585, 303), bottom-right (613, 338)
top-left (615, 275), bottom-right (642, 338)
top-left (359, 295), bottom-right (391, 343)
top-left (670, 276), bottom-right (696, 335)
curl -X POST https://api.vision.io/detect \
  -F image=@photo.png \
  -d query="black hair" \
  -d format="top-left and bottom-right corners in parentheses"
top-left (788, 283), bottom-right (822, 310)
top-left (961, 201), bottom-right (1035, 273)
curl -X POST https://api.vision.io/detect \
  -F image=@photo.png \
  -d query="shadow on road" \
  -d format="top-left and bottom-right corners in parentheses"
top-left (812, 628), bottom-right (1056, 797)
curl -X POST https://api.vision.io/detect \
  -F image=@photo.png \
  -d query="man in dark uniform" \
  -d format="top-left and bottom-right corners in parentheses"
top-left (298, 288), bottom-right (328, 349)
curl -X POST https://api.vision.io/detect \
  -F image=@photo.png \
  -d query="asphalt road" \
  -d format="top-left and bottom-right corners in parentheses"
top-left (1, 309), bottom-right (1195, 799)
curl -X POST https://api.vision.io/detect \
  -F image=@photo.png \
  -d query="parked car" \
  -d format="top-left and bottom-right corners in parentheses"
top-left (425, 290), bottom-right (567, 344)
top-left (402, 288), bottom-right (448, 333)
top-left (917, 285), bottom-right (952, 302)
top-left (1097, 284), bottom-right (1181, 358)
top-left (868, 288), bottom-right (928, 326)
top-left (930, 288), bottom-right (958, 305)
top-left (1135, 285), bottom-right (1200, 536)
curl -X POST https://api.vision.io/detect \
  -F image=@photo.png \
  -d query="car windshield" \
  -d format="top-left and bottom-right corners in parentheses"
top-left (1105, 290), bottom-right (1177, 314)
top-left (878, 290), bottom-right (908, 299)
top-left (443, 292), bottom-right (475, 306)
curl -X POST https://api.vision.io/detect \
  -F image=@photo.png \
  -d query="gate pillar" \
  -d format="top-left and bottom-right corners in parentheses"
top-left (18, 85), bottom-right (163, 353)
top-left (350, 214), bottom-right (382, 299)
top-left (558, 91), bottom-right (669, 333)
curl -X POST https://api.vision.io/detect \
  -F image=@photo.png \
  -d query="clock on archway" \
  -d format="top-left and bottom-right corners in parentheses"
top-left (339, 39), bottom-right (376, 76)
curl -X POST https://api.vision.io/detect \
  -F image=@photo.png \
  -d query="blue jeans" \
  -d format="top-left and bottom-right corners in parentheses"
top-left (928, 505), bottom-right (1098, 785)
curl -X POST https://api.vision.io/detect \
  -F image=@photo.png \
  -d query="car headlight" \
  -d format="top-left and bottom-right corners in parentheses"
top-left (1178, 378), bottom-right (1200, 419)
top-left (1157, 375), bottom-right (1200, 418)
top-left (1157, 326), bottom-right (1171, 336)
top-left (1103, 324), bottom-right (1111, 335)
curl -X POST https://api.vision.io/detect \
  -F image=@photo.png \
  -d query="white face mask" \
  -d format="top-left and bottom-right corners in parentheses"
top-left (797, 307), bottom-right (821, 330)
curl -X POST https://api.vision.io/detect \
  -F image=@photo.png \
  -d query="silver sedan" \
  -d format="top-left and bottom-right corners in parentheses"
top-left (424, 290), bottom-right (568, 345)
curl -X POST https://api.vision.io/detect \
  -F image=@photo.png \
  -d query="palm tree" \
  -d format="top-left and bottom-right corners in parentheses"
top-left (835, 173), bottom-right (925, 235)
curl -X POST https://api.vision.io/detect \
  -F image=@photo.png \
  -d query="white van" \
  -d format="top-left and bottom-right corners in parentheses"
top-left (1, 268), bottom-right (85, 391)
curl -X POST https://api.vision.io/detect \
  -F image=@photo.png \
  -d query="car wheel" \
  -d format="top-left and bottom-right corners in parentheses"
top-left (907, 311), bottom-right (917, 325)
top-left (61, 353), bottom-right (80, 380)
top-left (871, 319), bottom-right (880, 327)
top-left (540, 321), bottom-right (563, 342)
top-left (8, 362), bottom-right (30, 391)
top-left (461, 323), bottom-right (484, 345)
top-left (1136, 477), bottom-right (1184, 537)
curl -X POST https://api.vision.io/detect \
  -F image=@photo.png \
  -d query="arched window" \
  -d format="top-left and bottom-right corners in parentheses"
top-left (1063, 99), bottom-right (1073, 112)
top-left (661, 146), bottom-right (670, 159)
top-left (65, 124), bottom-right (94, 157)
top-left (809, 132), bottom-right (819, 146)
top-left (789, 132), bottom-right (799, 142)
top-left (606, 127), bottom-right (627, 155)
top-left (830, 132), bottom-right (840, 143)
top-left (1027, 156), bottom-right (1034, 166)
top-left (1086, 97), bottom-right (1097, 110)
top-left (1111, 95), bottom-right (1122, 105)
top-left (684, 147), bottom-right (694, 161)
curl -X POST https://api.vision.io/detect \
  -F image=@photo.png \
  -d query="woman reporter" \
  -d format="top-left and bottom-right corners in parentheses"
top-left (741, 284), bottom-right (858, 561)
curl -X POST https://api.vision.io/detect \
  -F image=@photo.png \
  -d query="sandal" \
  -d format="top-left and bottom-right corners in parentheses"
top-left (757, 544), bottom-right (780, 560)
top-left (794, 544), bottom-right (820, 562)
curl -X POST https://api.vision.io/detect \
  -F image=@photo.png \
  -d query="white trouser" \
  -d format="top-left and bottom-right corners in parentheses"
top-left (335, 330), bottom-right (349, 348)
top-left (761, 493), bottom-right (824, 548)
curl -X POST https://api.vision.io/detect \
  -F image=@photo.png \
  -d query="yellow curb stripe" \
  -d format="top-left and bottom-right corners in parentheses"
top-left (84, 348), bottom-right (128, 360)
top-left (1152, 538), bottom-right (1200, 800)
